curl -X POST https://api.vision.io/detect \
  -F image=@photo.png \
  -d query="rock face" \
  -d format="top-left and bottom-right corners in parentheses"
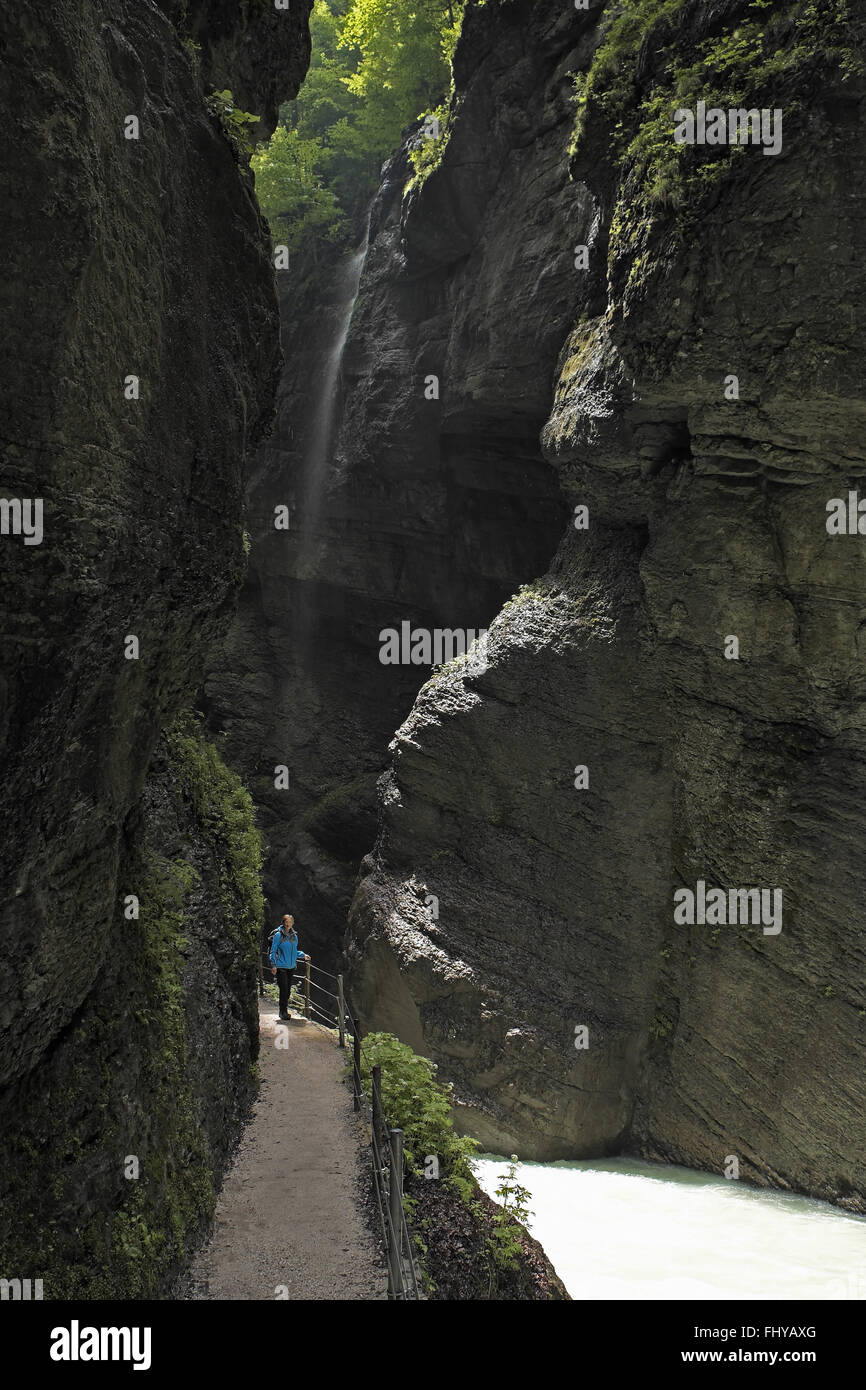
top-left (0, 718), bottom-right (265, 1297)
top-left (204, 1), bottom-right (575, 966)
top-left (344, 0), bottom-right (866, 1210)
top-left (161, 0), bottom-right (312, 140)
top-left (0, 0), bottom-right (311, 1293)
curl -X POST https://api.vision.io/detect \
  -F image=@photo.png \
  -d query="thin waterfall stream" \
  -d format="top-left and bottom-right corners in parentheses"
top-left (295, 230), bottom-right (370, 582)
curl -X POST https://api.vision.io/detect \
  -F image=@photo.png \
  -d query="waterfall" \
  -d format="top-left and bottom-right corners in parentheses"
top-left (296, 229), bottom-right (370, 574)
top-left (310, 238), bottom-right (369, 474)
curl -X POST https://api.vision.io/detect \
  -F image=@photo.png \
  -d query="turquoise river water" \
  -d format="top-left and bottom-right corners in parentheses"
top-left (472, 1155), bottom-right (866, 1300)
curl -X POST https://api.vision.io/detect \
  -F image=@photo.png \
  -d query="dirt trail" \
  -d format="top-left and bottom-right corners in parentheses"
top-left (181, 998), bottom-right (387, 1300)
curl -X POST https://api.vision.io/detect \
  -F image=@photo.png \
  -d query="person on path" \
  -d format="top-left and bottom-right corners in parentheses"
top-left (269, 914), bottom-right (309, 1020)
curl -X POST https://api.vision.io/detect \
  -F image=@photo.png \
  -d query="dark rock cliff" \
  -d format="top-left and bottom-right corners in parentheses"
top-left (341, 0), bottom-right (866, 1209)
top-left (204, 1), bottom-right (575, 966)
top-left (0, 0), bottom-right (311, 1293)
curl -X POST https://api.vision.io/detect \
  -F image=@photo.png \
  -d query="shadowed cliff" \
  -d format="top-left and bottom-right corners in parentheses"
top-left (0, 0), bottom-right (312, 1295)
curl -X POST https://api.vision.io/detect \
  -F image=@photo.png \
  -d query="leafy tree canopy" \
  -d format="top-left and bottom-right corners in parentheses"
top-left (252, 0), bottom-right (463, 258)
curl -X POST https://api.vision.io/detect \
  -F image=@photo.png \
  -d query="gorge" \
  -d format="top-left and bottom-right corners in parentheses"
top-left (211, 0), bottom-right (866, 1212)
top-left (210, 0), bottom-right (866, 1211)
top-left (2, 0), bottom-right (866, 1304)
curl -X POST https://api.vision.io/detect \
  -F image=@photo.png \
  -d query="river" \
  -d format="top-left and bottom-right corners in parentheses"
top-left (472, 1155), bottom-right (866, 1299)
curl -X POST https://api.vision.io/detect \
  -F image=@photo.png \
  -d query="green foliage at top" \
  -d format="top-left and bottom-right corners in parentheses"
top-left (252, 0), bottom-right (464, 256)
top-left (572, 0), bottom-right (866, 252)
top-left (358, 1031), bottom-right (479, 1198)
top-left (252, 125), bottom-right (345, 253)
top-left (341, 0), bottom-right (461, 189)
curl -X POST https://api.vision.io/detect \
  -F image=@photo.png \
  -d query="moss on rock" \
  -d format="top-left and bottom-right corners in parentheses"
top-left (0, 715), bottom-right (264, 1298)
top-left (572, 0), bottom-right (866, 264)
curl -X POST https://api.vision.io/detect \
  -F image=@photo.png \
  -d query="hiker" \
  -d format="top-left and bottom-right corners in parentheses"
top-left (269, 914), bottom-right (309, 1020)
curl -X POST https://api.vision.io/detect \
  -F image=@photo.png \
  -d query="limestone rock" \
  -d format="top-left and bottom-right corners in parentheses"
top-left (346, 0), bottom-right (866, 1208)
top-left (0, 0), bottom-right (311, 1287)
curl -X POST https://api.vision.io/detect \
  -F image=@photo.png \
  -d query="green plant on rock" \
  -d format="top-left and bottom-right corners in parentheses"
top-left (486, 1154), bottom-right (533, 1295)
top-left (164, 711), bottom-right (264, 968)
top-left (572, 0), bottom-right (866, 262)
top-left (180, 34), bottom-right (201, 75)
top-left (207, 88), bottom-right (260, 157)
top-left (650, 1010), bottom-right (673, 1041)
top-left (357, 1032), bottom-right (479, 1198)
top-left (406, 100), bottom-right (452, 191)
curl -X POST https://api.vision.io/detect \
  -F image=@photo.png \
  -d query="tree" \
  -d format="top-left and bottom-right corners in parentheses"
top-left (339, 0), bottom-right (461, 147)
top-left (251, 125), bottom-right (344, 252)
top-left (252, 0), bottom-right (464, 254)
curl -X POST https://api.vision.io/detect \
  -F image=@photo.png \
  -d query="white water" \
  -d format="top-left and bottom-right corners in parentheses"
top-left (293, 232), bottom-right (370, 613)
top-left (303, 235), bottom-right (369, 516)
top-left (473, 1155), bottom-right (866, 1299)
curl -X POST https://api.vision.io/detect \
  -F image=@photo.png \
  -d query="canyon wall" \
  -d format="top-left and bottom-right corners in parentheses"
top-left (204, 1), bottom-right (574, 964)
top-left (0, 0), bottom-right (311, 1294)
top-left (341, 0), bottom-right (866, 1208)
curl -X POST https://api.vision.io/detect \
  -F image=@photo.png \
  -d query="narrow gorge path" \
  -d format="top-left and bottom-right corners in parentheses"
top-left (180, 1000), bottom-right (387, 1301)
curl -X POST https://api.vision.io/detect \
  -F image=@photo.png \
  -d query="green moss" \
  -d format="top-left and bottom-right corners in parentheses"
top-left (296, 775), bottom-right (370, 832)
top-left (165, 711), bottom-right (264, 975)
top-left (405, 101), bottom-right (452, 195)
top-left (0, 714), bottom-right (264, 1298)
top-left (649, 1010), bottom-right (674, 1041)
top-left (498, 581), bottom-right (552, 616)
top-left (572, 0), bottom-right (866, 258)
top-left (424, 629), bottom-right (491, 684)
top-left (180, 34), bottom-right (201, 77)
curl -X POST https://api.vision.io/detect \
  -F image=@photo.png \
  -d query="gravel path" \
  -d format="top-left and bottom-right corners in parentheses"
top-left (179, 998), bottom-right (387, 1300)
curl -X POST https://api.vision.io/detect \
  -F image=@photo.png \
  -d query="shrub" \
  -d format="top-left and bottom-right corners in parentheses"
top-left (357, 1031), bottom-right (478, 1198)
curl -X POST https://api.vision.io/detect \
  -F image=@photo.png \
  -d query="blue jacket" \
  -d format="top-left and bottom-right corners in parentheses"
top-left (270, 929), bottom-right (305, 970)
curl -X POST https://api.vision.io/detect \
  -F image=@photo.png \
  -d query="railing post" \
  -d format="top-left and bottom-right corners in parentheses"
top-left (372, 1064), bottom-right (383, 1140)
top-left (353, 1018), bottom-right (362, 1113)
top-left (304, 956), bottom-right (311, 1019)
top-left (337, 975), bottom-right (346, 1048)
top-left (389, 1127), bottom-right (404, 1298)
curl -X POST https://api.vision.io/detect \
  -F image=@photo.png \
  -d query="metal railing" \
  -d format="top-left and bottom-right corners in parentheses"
top-left (341, 991), bottom-right (423, 1301)
top-left (305, 963), bottom-right (423, 1300)
top-left (260, 951), bottom-right (341, 1028)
